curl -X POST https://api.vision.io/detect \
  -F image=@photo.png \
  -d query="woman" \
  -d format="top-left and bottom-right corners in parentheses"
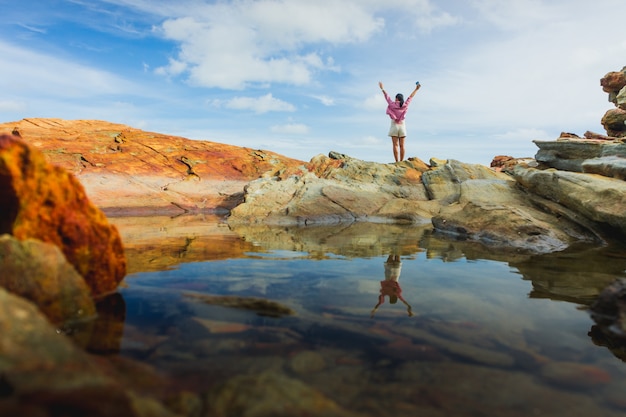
top-left (379, 81), bottom-right (421, 162)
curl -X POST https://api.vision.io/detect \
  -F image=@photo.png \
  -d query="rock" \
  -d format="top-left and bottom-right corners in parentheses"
top-left (3, 118), bottom-right (626, 254)
top-left (600, 68), bottom-right (626, 95)
top-left (490, 155), bottom-right (515, 171)
top-left (533, 138), bottom-right (626, 172)
top-left (601, 108), bottom-right (626, 137)
top-left (0, 287), bottom-right (134, 416)
top-left (617, 86), bottom-right (626, 110)
top-left (0, 134), bottom-right (126, 296)
top-left (228, 153), bottom-right (435, 226)
top-left (0, 286), bottom-right (194, 416)
top-left (0, 118), bottom-right (306, 215)
top-left (432, 179), bottom-right (599, 253)
top-left (0, 235), bottom-right (95, 324)
top-left (584, 131), bottom-right (614, 140)
top-left (540, 361), bottom-right (611, 390)
top-left (289, 350), bottom-right (327, 374)
top-left (205, 371), bottom-right (364, 417)
top-left (512, 164), bottom-right (626, 236)
top-left (582, 156), bottom-right (626, 180)
top-left (229, 151), bottom-right (612, 253)
top-left (589, 278), bottom-right (626, 336)
top-left (421, 158), bottom-right (510, 202)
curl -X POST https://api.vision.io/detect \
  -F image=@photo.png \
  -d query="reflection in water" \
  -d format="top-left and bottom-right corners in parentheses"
top-left (371, 254), bottom-right (414, 317)
top-left (64, 292), bottom-right (126, 354)
top-left (107, 215), bottom-right (626, 417)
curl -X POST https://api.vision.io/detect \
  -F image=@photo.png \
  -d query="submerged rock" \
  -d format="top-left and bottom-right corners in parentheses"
top-left (185, 292), bottom-right (296, 317)
top-left (205, 371), bottom-right (364, 417)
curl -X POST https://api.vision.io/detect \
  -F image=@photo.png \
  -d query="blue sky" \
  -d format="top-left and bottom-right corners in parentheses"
top-left (1, 0), bottom-right (625, 165)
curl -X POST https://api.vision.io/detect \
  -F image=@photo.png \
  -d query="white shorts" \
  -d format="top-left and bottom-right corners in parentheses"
top-left (388, 120), bottom-right (407, 137)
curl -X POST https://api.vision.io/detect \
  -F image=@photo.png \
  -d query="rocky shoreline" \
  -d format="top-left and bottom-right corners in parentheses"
top-left (1, 66), bottom-right (626, 416)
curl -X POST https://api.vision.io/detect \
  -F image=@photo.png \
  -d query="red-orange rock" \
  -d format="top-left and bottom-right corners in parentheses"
top-left (0, 134), bottom-right (126, 296)
top-left (600, 70), bottom-right (626, 93)
top-left (0, 118), bottom-right (306, 215)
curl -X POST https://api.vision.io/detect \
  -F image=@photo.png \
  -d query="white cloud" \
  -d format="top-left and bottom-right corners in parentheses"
top-left (271, 123), bottom-right (310, 134)
top-left (149, 0), bottom-right (461, 89)
top-left (362, 93), bottom-right (385, 111)
top-left (0, 40), bottom-right (135, 98)
top-left (219, 93), bottom-right (296, 114)
top-left (313, 95), bottom-right (335, 106)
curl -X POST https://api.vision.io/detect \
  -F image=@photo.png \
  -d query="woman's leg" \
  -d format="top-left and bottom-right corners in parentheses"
top-left (398, 136), bottom-right (406, 161)
top-left (391, 136), bottom-right (400, 162)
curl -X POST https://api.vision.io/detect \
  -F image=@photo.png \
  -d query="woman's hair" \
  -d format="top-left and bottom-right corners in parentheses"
top-left (395, 93), bottom-right (404, 107)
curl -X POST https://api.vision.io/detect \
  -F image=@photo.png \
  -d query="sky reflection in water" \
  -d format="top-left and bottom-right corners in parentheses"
top-left (111, 216), bottom-right (626, 417)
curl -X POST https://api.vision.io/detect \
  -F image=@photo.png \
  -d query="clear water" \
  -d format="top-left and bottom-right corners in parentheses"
top-left (104, 215), bottom-right (626, 416)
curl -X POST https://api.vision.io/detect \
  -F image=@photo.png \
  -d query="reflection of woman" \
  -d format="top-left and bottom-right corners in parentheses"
top-left (371, 255), bottom-right (414, 317)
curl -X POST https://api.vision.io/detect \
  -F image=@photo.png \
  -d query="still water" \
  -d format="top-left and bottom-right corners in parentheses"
top-left (107, 215), bottom-right (626, 416)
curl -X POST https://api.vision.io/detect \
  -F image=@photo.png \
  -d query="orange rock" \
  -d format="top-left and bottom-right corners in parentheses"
top-left (0, 134), bottom-right (126, 296)
top-left (0, 118), bottom-right (306, 214)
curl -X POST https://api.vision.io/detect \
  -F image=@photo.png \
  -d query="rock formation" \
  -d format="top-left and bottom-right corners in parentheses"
top-left (0, 118), bottom-right (306, 216)
top-left (0, 133), bottom-right (126, 296)
top-left (600, 66), bottom-right (626, 137)
top-left (0, 65), bottom-right (626, 416)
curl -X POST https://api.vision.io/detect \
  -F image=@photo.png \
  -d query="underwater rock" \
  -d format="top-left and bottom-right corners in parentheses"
top-left (184, 292), bottom-right (296, 317)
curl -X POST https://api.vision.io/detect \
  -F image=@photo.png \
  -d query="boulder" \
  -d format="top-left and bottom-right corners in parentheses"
top-left (0, 235), bottom-right (95, 324)
top-left (600, 68), bottom-right (626, 94)
top-left (205, 371), bottom-right (363, 417)
top-left (601, 108), bottom-right (626, 138)
top-left (0, 134), bottom-right (126, 296)
top-left (0, 287), bottom-right (185, 417)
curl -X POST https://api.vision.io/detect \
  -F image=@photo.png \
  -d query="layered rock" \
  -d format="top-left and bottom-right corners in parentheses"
top-left (229, 152), bottom-right (435, 225)
top-left (228, 152), bottom-right (606, 253)
top-left (2, 116), bottom-right (625, 256)
top-left (1, 118), bottom-right (306, 215)
top-left (0, 133), bottom-right (126, 296)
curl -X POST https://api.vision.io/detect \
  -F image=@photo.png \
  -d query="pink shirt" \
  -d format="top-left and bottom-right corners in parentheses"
top-left (384, 91), bottom-right (413, 124)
